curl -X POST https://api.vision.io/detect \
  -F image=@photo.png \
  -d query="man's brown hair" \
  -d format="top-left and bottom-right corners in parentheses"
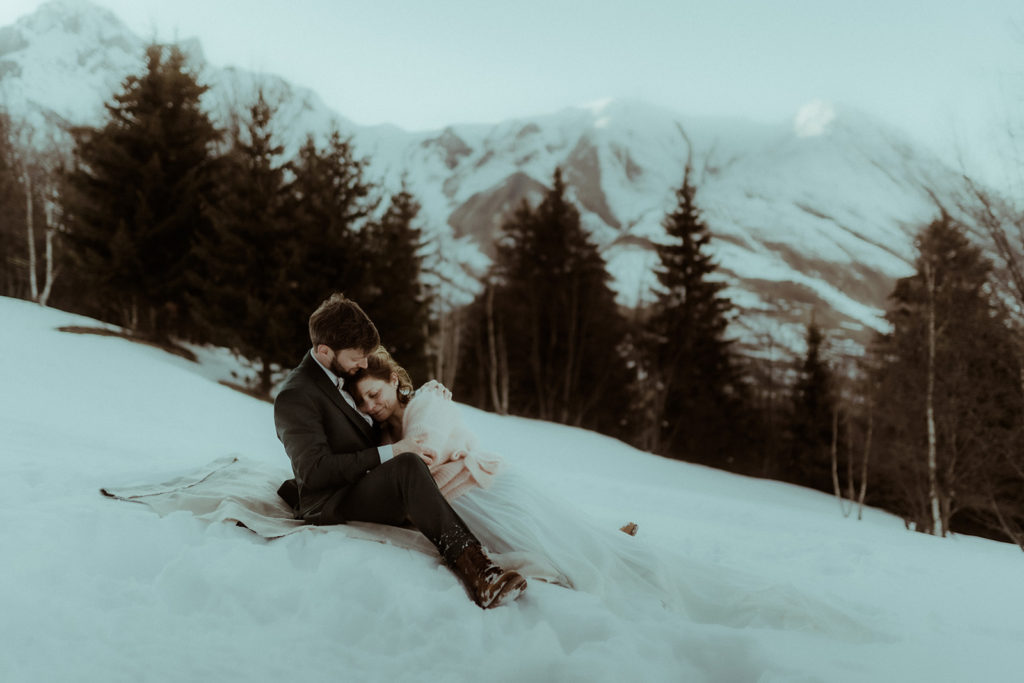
top-left (308, 293), bottom-right (380, 352)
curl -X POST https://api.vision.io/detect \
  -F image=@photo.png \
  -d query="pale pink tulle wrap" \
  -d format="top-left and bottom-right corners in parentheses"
top-left (402, 388), bottom-right (503, 500)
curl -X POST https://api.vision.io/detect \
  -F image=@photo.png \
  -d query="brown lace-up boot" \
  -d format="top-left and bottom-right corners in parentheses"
top-left (449, 542), bottom-right (527, 608)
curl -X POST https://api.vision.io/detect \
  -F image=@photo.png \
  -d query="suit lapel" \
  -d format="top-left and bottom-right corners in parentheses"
top-left (300, 354), bottom-right (376, 443)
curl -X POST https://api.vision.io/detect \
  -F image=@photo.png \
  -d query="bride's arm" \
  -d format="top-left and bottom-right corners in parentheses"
top-left (403, 385), bottom-right (465, 460)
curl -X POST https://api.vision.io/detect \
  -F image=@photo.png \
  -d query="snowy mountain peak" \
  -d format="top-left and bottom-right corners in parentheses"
top-left (0, 0), bottom-right (144, 128)
top-left (581, 97), bottom-right (615, 114)
top-left (794, 100), bottom-right (837, 138)
top-left (0, 1), bottom-right (991, 360)
top-left (9, 0), bottom-right (130, 47)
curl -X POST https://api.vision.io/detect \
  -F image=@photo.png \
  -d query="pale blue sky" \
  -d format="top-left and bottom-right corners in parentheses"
top-left (2, 0), bottom-right (1022, 179)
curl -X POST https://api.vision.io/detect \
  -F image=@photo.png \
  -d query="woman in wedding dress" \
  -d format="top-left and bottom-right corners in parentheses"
top-left (344, 347), bottom-right (668, 602)
top-left (345, 347), bottom-right (874, 636)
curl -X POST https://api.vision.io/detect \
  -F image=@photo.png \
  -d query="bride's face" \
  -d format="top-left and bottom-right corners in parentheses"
top-left (356, 373), bottom-right (400, 422)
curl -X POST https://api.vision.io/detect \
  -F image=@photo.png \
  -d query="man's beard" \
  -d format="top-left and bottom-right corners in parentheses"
top-left (330, 357), bottom-right (358, 378)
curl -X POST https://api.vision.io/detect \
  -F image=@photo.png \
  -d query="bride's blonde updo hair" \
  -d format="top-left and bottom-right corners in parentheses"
top-left (345, 345), bottom-right (415, 404)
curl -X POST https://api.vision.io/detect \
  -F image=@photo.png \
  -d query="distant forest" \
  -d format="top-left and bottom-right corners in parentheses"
top-left (2, 43), bottom-right (1023, 549)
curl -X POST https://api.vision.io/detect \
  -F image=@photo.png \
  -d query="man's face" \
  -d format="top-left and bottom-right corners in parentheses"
top-left (330, 348), bottom-right (369, 376)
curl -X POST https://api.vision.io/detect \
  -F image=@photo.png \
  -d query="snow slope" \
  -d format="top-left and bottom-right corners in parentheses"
top-left (2, 295), bottom-right (1022, 682)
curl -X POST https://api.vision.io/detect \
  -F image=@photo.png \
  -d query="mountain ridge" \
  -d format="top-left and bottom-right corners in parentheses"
top-left (0, 0), bottom-right (985, 358)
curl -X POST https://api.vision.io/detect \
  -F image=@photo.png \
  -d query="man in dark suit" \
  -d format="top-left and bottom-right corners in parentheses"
top-left (274, 293), bottom-right (526, 608)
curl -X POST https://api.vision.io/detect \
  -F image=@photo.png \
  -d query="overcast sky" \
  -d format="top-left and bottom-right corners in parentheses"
top-left (2, 0), bottom-right (1022, 179)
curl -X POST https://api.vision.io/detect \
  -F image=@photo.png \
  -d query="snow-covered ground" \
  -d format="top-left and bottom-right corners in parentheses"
top-left (2, 295), bottom-right (1021, 682)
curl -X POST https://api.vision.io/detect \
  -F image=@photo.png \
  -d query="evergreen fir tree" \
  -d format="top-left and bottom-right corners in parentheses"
top-left (285, 128), bottom-right (377, 313)
top-left (359, 182), bottom-right (431, 383)
top-left (872, 214), bottom-right (1023, 534)
top-left (0, 110), bottom-right (24, 297)
top-left (62, 43), bottom-right (221, 337)
top-left (188, 90), bottom-right (299, 393)
top-left (787, 320), bottom-right (837, 488)
top-left (461, 168), bottom-right (632, 435)
top-left (648, 166), bottom-right (742, 464)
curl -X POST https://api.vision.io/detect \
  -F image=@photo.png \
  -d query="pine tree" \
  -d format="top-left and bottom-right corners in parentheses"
top-left (872, 214), bottom-right (1023, 535)
top-left (787, 320), bottom-right (837, 488)
top-left (648, 166), bottom-right (742, 464)
top-left (285, 128), bottom-right (377, 313)
top-left (461, 168), bottom-right (632, 434)
top-left (62, 43), bottom-right (221, 337)
top-left (188, 90), bottom-right (299, 393)
top-left (0, 110), bottom-right (25, 297)
top-left (359, 182), bottom-right (431, 383)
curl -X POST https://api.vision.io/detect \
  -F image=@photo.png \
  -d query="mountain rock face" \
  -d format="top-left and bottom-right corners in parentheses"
top-left (1, 0), bottom-right (983, 358)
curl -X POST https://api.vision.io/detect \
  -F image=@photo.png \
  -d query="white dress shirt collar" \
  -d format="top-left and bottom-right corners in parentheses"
top-left (309, 348), bottom-right (373, 425)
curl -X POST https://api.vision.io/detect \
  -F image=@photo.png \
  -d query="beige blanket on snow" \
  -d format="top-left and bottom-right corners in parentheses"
top-left (100, 456), bottom-right (438, 555)
top-left (101, 456), bottom-right (565, 583)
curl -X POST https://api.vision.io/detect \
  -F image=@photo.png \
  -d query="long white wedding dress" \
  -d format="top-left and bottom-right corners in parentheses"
top-left (403, 388), bottom-right (653, 591)
top-left (403, 389), bottom-right (875, 636)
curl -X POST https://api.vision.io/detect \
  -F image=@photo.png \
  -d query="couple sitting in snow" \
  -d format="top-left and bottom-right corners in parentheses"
top-left (271, 293), bottom-right (872, 636)
top-left (273, 293), bottom-right (655, 609)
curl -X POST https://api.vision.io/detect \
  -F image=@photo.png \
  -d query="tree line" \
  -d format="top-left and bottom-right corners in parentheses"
top-left (4, 44), bottom-right (432, 392)
top-left (2, 42), bottom-right (1022, 548)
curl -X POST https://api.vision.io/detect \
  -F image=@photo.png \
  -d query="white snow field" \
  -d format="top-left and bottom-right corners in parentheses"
top-left (2, 295), bottom-right (1022, 683)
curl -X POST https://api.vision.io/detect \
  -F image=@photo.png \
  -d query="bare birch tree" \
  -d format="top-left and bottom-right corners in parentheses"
top-left (873, 215), bottom-right (1021, 537)
top-left (923, 259), bottom-right (944, 536)
top-left (10, 120), bottom-right (66, 306)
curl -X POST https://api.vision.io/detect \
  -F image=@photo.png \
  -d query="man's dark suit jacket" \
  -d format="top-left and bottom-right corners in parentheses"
top-left (274, 352), bottom-right (381, 523)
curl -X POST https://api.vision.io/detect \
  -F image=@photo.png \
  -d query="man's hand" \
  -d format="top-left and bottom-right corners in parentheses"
top-left (420, 379), bottom-right (452, 400)
top-left (391, 433), bottom-right (427, 457)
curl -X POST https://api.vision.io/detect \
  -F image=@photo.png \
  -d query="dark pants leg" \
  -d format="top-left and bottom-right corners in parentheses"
top-left (319, 452), bottom-right (477, 564)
